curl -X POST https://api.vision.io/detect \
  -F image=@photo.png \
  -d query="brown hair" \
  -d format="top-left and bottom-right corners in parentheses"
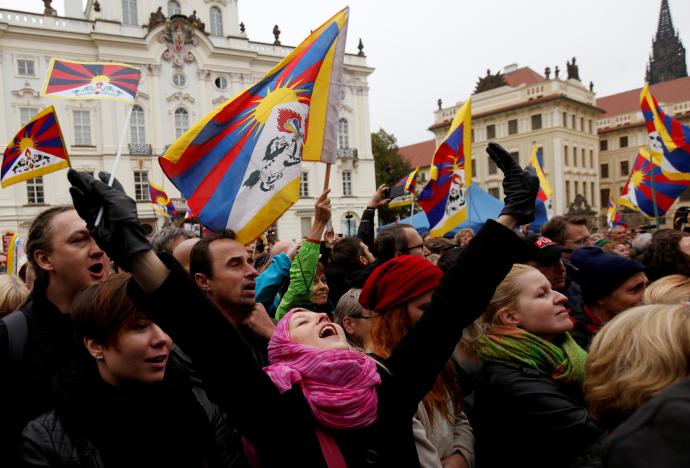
top-left (641, 229), bottom-right (690, 281)
top-left (585, 304), bottom-right (690, 429)
top-left (368, 304), bottom-right (461, 424)
top-left (540, 215), bottom-right (588, 245)
top-left (26, 206), bottom-right (75, 282)
top-left (71, 273), bottom-right (145, 347)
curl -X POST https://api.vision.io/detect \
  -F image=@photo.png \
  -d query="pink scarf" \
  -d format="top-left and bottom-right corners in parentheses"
top-left (263, 309), bottom-right (381, 430)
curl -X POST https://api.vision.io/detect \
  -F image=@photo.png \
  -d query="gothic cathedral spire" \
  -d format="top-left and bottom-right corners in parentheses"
top-left (646, 0), bottom-right (688, 84)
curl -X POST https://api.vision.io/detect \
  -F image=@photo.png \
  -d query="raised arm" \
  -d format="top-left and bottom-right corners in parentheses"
top-left (357, 184), bottom-right (389, 249)
top-left (382, 143), bottom-right (539, 416)
top-left (274, 189), bottom-right (331, 320)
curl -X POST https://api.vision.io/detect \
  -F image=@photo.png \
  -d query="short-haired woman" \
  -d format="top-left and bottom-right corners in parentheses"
top-left (20, 274), bottom-right (245, 467)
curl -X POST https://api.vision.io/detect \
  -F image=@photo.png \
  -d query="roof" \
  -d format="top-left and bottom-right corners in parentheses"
top-left (502, 67), bottom-right (545, 87)
top-left (597, 76), bottom-right (690, 119)
top-left (398, 139), bottom-right (435, 168)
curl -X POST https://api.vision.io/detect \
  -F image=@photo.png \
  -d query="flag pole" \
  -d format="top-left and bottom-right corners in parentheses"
top-left (323, 163), bottom-right (332, 191)
top-left (94, 104), bottom-right (135, 226)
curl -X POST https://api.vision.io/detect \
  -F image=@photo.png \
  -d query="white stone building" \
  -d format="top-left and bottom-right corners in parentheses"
top-left (0, 0), bottom-right (376, 241)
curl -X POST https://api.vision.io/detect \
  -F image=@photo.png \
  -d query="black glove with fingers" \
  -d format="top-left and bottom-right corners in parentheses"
top-left (486, 143), bottom-right (540, 225)
top-left (68, 169), bottom-right (151, 270)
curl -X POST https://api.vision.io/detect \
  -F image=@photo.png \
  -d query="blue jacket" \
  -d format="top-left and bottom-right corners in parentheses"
top-left (255, 253), bottom-right (291, 316)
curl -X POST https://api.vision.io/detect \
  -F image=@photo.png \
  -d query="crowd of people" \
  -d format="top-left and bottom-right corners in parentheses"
top-left (1, 143), bottom-right (689, 467)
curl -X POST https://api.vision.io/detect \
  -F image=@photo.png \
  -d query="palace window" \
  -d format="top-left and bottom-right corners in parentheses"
top-left (26, 177), bottom-right (44, 205)
top-left (600, 163), bottom-right (609, 178)
top-left (508, 119), bottom-right (518, 135)
top-left (174, 108), bottom-right (189, 138)
top-left (214, 76), bottom-right (228, 91)
top-left (300, 171), bottom-right (309, 197)
top-left (19, 107), bottom-right (38, 125)
top-left (338, 118), bottom-right (349, 149)
top-left (130, 105), bottom-right (145, 145)
top-left (133, 170), bottom-right (149, 201)
top-left (619, 136), bottom-right (629, 148)
top-left (210, 7), bottom-right (223, 36)
top-left (342, 170), bottom-right (352, 196)
top-left (601, 188), bottom-right (610, 208)
top-left (17, 59), bottom-right (35, 77)
top-left (531, 114), bottom-right (542, 130)
top-left (600, 139), bottom-right (608, 151)
top-left (620, 160), bottom-right (629, 176)
top-left (488, 187), bottom-right (500, 198)
top-left (172, 72), bottom-right (187, 88)
top-left (122, 0), bottom-right (138, 25)
top-left (486, 124), bottom-right (496, 139)
top-left (488, 158), bottom-right (498, 175)
top-left (73, 110), bottom-right (92, 145)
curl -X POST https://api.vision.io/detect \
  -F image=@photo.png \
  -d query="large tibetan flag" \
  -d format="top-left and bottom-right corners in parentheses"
top-left (640, 84), bottom-right (690, 180)
top-left (618, 147), bottom-right (690, 217)
top-left (389, 167), bottom-right (419, 208)
top-left (159, 9), bottom-right (348, 243)
top-left (606, 192), bottom-right (626, 228)
top-left (529, 145), bottom-right (553, 229)
top-left (42, 58), bottom-right (141, 102)
top-left (2, 106), bottom-right (70, 188)
top-left (417, 100), bottom-right (472, 237)
top-left (149, 180), bottom-right (176, 218)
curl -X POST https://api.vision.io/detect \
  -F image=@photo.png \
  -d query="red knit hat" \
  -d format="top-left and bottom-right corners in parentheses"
top-left (359, 255), bottom-right (443, 313)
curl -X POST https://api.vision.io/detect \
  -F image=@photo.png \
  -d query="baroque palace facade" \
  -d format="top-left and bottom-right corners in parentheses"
top-left (401, 0), bottom-right (689, 228)
top-left (0, 0), bottom-right (376, 240)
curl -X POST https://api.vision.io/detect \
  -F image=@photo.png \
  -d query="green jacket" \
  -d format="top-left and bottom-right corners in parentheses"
top-left (274, 240), bottom-right (320, 320)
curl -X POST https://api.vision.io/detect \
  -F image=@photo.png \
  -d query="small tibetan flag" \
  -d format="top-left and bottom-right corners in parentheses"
top-left (149, 180), bottom-right (176, 218)
top-left (42, 58), bottom-right (141, 102)
top-left (2, 106), bottom-right (70, 188)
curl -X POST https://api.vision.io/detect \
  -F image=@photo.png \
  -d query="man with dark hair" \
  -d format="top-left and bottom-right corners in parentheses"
top-left (151, 226), bottom-right (191, 255)
top-left (0, 202), bottom-right (108, 462)
top-left (326, 236), bottom-right (375, 305)
top-left (190, 230), bottom-right (274, 365)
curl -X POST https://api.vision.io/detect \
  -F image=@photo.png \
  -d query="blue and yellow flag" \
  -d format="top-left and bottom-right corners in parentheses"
top-left (606, 192), bottom-right (626, 228)
top-left (641, 84), bottom-right (690, 180)
top-left (417, 100), bottom-right (472, 237)
top-left (2, 106), bottom-right (70, 188)
top-left (159, 9), bottom-right (349, 243)
top-left (149, 180), bottom-right (176, 218)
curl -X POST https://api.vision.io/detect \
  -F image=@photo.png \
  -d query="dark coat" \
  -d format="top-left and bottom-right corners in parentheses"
top-left (600, 376), bottom-right (690, 468)
top-left (20, 358), bottom-right (247, 468)
top-left (569, 303), bottom-right (602, 350)
top-left (472, 363), bottom-right (603, 468)
top-left (129, 219), bottom-right (526, 467)
top-left (0, 281), bottom-right (75, 463)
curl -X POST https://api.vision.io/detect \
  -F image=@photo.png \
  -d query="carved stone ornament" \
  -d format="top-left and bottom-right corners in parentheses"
top-left (159, 16), bottom-right (198, 68)
top-left (11, 87), bottom-right (40, 98)
top-left (166, 91), bottom-right (195, 104)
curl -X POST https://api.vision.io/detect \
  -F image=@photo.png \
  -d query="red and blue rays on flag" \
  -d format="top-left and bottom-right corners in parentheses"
top-left (641, 84), bottom-right (690, 180)
top-left (417, 100), bottom-right (472, 237)
top-left (607, 192), bottom-right (626, 227)
top-left (396, 166), bottom-right (420, 193)
top-left (619, 147), bottom-right (690, 217)
top-left (42, 58), bottom-right (141, 102)
top-left (2, 106), bottom-right (70, 188)
top-left (159, 8), bottom-right (348, 244)
top-left (148, 180), bottom-right (176, 218)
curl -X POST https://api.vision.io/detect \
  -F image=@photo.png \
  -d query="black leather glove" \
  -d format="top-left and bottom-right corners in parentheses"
top-left (486, 143), bottom-right (540, 225)
top-left (68, 169), bottom-right (151, 271)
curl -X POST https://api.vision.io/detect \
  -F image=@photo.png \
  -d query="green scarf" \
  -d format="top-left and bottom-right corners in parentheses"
top-left (476, 325), bottom-right (587, 386)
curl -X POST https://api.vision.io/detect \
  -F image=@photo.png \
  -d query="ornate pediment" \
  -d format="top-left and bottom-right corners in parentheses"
top-left (212, 95), bottom-right (228, 106)
top-left (11, 87), bottom-right (40, 98)
top-left (166, 91), bottom-right (195, 104)
top-left (158, 16), bottom-right (198, 68)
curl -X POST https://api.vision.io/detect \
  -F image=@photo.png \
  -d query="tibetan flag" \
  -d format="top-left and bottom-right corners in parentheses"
top-left (149, 180), bottom-right (176, 218)
top-left (42, 58), bottom-right (140, 102)
top-left (618, 147), bottom-right (690, 217)
top-left (530, 146), bottom-right (552, 202)
top-left (2, 106), bottom-right (70, 188)
top-left (418, 99), bottom-right (472, 237)
top-left (159, 9), bottom-right (348, 244)
top-left (184, 202), bottom-right (194, 221)
top-left (640, 84), bottom-right (690, 180)
top-left (389, 167), bottom-right (419, 208)
top-left (606, 193), bottom-right (626, 228)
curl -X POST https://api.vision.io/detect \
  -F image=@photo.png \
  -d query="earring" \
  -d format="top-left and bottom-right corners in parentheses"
top-left (96, 355), bottom-right (105, 362)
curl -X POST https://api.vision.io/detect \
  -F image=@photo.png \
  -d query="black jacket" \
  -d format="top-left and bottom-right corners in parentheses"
top-left (129, 220), bottom-right (525, 467)
top-left (0, 280), bottom-right (75, 463)
top-left (569, 303), bottom-right (602, 351)
top-left (472, 363), bottom-right (603, 468)
top-left (599, 376), bottom-right (690, 468)
top-left (20, 358), bottom-right (247, 467)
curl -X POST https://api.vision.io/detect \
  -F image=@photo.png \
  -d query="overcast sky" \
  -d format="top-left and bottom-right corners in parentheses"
top-left (2, 0), bottom-right (689, 146)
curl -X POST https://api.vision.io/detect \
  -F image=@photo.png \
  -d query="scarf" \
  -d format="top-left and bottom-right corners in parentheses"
top-left (476, 325), bottom-right (587, 386)
top-left (263, 309), bottom-right (380, 430)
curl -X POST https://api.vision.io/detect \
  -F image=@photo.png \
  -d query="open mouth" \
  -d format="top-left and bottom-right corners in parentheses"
top-left (243, 282), bottom-right (256, 293)
top-left (88, 263), bottom-right (104, 275)
top-left (318, 324), bottom-right (338, 339)
top-left (145, 355), bottom-right (167, 363)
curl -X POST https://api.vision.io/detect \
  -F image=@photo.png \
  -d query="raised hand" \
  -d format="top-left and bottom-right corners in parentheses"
top-left (486, 143), bottom-right (539, 226)
top-left (367, 184), bottom-right (390, 210)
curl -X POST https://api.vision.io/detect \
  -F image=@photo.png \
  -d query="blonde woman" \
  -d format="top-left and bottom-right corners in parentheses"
top-left (642, 274), bottom-right (690, 304)
top-left (584, 304), bottom-right (690, 467)
top-left (0, 274), bottom-right (29, 317)
top-left (469, 264), bottom-right (603, 468)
